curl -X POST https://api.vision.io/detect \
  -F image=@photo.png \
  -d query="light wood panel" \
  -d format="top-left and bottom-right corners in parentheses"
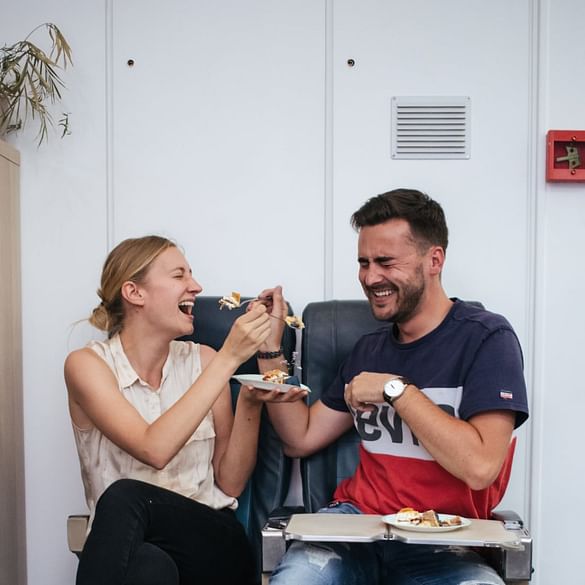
top-left (0, 138), bottom-right (26, 585)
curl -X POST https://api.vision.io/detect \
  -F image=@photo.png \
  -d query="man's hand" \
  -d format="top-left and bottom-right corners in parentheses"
top-left (240, 385), bottom-right (309, 404)
top-left (250, 285), bottom-right (287, 353)
top-left (344, 372), bottom-right (401, 411)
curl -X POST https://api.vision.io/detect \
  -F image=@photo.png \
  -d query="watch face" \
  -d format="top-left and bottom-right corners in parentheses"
top-left (384, 378), bottom-right (404, 398)
top-left (389, 379), bottom-right (404, 393)
top-left (383, 377), bottom-right (408, 405)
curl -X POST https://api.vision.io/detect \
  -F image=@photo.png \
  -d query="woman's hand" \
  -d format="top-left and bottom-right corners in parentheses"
top-left (239, 385), bottom-right (309, 404)
top-left (220, 304), bottom-right (271, 365)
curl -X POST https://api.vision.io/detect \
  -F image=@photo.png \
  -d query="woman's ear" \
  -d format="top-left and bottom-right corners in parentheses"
top-left (120, 281), bottom-right (145, 307)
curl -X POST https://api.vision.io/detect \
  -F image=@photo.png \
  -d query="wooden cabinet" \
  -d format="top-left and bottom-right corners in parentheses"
top-left (0, 139), bottom-right (26, 585)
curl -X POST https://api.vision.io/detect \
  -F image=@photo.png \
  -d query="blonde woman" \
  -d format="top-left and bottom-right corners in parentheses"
top-left (65, 236), bottom-right (301, 585)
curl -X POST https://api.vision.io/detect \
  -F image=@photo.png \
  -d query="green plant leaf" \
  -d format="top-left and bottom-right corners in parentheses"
top-left (1, 23), bottom-right (72, 145)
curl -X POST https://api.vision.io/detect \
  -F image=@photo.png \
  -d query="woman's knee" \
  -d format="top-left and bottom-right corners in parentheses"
top-left (94, 479), bottom-right (152, 521)
top-left (124, 543), bottom-right (179, 585)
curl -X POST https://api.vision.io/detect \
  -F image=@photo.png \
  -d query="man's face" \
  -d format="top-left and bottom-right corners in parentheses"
top-left (357, 219), bottom-right (428, 323)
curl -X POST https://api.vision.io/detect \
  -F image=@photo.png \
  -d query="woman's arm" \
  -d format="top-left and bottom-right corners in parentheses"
top-left (65, 306), bottom-right (271, 469)
top-left (212, 382), bottom-right (312, 496)
top-left (209, 375), bottom-right (263, 497)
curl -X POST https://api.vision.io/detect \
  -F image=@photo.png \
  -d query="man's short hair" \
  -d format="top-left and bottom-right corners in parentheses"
top-left (351, 188), bottom-right (449, 252)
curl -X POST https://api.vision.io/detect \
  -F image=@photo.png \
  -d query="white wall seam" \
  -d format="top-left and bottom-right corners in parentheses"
top-left (105, 0), bottom-right (115, 249)
top-left (324, 0), bottom-right (334, 300)
top-left (526, 1), bottom-right (550, 582)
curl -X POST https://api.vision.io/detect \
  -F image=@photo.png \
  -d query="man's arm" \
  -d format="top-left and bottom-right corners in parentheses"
top-left (266, 399), bottom-right (354, 458)
top-left (249, 285), bottom-right (354, 455)
top-left (345, 373), bottom-right (516, 490)
top-left (391, 384), bottom-right (515, 490)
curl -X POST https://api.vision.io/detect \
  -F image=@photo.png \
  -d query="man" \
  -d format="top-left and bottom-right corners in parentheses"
top-left (260, 189), bottom-right (529, 585)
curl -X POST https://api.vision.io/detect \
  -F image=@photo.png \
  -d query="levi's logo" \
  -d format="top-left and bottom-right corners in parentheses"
top-left (350, 385), bottom-right (463, 461)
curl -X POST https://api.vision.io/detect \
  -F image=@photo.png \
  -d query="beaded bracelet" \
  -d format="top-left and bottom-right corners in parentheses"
top-left (256, 347), bottom-right (284, 359)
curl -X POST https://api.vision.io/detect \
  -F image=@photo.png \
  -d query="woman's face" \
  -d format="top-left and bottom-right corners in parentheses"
top-left (138, 246), bottom-right (203, 337)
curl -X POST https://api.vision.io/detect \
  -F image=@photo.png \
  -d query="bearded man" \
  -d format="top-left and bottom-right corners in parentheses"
top-left (262, 188), bottom-right (529, 585)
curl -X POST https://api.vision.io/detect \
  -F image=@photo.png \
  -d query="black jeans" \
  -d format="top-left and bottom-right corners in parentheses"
top-left (76, 479), bottom-right (257, 585)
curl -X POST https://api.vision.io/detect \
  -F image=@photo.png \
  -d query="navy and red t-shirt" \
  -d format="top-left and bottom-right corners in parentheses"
top-left (321, 299), bottom-right (529, 519)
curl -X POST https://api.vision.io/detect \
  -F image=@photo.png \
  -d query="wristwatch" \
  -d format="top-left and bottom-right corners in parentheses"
top-left (383, 376), bottom-right (412, 406)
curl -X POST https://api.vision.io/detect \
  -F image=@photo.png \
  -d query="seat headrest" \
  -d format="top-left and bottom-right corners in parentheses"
top-left (301, 300), bottom-right (389, 402)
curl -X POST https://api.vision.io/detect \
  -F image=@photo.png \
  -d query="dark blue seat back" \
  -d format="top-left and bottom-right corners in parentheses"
top-left (178, 296), bottom-right (296, 572)
top-left (299, 300), bottom-right (388, 512)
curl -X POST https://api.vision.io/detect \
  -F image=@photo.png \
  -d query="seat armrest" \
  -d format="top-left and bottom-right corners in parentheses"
top-left (67, 515), bottom-right (89, 555)
top-left (265, 505), bottom-right (304, 529)
top-left (491, 509), bottom-right (523, 529)
top-left (488, 510), bottom-right (533, 582)
top-left (261, 506), bottom-right (304, 573)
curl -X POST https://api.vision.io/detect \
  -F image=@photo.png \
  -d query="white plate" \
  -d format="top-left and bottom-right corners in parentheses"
top-left (232, 373), bottom-right (311, 393)
top-left (382, 513), bottom-right (471, 533)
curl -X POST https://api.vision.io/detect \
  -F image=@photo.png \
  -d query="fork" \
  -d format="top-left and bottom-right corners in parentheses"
top-left (238, 298), bottom-right (301, 329)
top-left (238, 297), bottom-right (260, 307)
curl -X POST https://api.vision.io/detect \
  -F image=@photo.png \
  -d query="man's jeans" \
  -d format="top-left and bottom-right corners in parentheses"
top-left (269, 502), bottom-right (505, 585)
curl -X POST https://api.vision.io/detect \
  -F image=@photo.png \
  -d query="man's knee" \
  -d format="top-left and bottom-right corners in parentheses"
top-left (270, 541), bottom-right (350, 584)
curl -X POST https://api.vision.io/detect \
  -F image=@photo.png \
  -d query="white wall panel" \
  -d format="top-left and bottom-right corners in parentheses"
top-left (0, 2), bottom-right (110, 585)
top-left (111, 0), bottom-right (326, 310)
top-left (330, 0), bottom-right (534, 519)
top-left (533, 1), bottom-right (585, 582)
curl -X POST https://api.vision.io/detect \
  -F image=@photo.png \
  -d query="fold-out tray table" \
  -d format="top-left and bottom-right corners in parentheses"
top-left (262, 513), bottom-right (532, 583)
top-left (284, 513), bottom-right (525, 550)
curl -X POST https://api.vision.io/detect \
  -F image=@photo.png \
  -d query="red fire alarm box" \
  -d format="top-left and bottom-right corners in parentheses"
top-left (546, 130), bottom-right (585, 182)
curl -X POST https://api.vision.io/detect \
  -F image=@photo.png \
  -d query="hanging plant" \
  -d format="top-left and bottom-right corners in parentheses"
top-left (0, 23), bottom-right (73, 145)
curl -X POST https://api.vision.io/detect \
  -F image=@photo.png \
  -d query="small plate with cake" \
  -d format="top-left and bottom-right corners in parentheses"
top-left (232, 372), bottom-right (311, 393)
top-left (383, 508), bottom-right (471, 532)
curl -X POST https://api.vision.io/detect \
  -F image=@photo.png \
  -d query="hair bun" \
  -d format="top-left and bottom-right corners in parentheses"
top-left (89, 302), bottom-right (109, 332)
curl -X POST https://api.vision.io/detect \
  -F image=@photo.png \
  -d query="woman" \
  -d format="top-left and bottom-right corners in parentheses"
top-left (65, 236), bottom-right (300, 585)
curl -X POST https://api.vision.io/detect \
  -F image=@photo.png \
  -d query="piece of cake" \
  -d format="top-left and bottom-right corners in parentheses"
top-left (218, 291), bottom-right (241, 310)
top-left (262, 369), bottom-right (288, 384)
top-left (420, 510), bottom-right (441, 527)
top-left (284, 315), bottom-right (305, 329)
top-left (441, 515), bottom-right (462, 526)
top-left (396, 507), bottom-right (422, 524)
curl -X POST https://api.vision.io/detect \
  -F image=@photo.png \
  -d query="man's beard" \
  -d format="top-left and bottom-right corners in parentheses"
top-left (368, 266), bottom-right (425, 324)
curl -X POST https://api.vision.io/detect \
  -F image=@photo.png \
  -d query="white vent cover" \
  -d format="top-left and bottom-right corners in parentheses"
top-left (391, 96), bottom-right (470, 159)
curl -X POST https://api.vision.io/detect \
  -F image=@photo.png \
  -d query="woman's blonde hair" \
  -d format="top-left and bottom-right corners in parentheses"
top-left (89, 235), bottom-right (176, 338)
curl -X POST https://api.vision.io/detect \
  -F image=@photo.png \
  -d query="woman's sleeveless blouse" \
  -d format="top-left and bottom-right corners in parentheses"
top-left (71, 334), bottom-right (236, 525)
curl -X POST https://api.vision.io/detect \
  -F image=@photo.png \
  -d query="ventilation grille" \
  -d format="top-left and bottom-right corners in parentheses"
top-left (391, 96), bottom-right (470, 159)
